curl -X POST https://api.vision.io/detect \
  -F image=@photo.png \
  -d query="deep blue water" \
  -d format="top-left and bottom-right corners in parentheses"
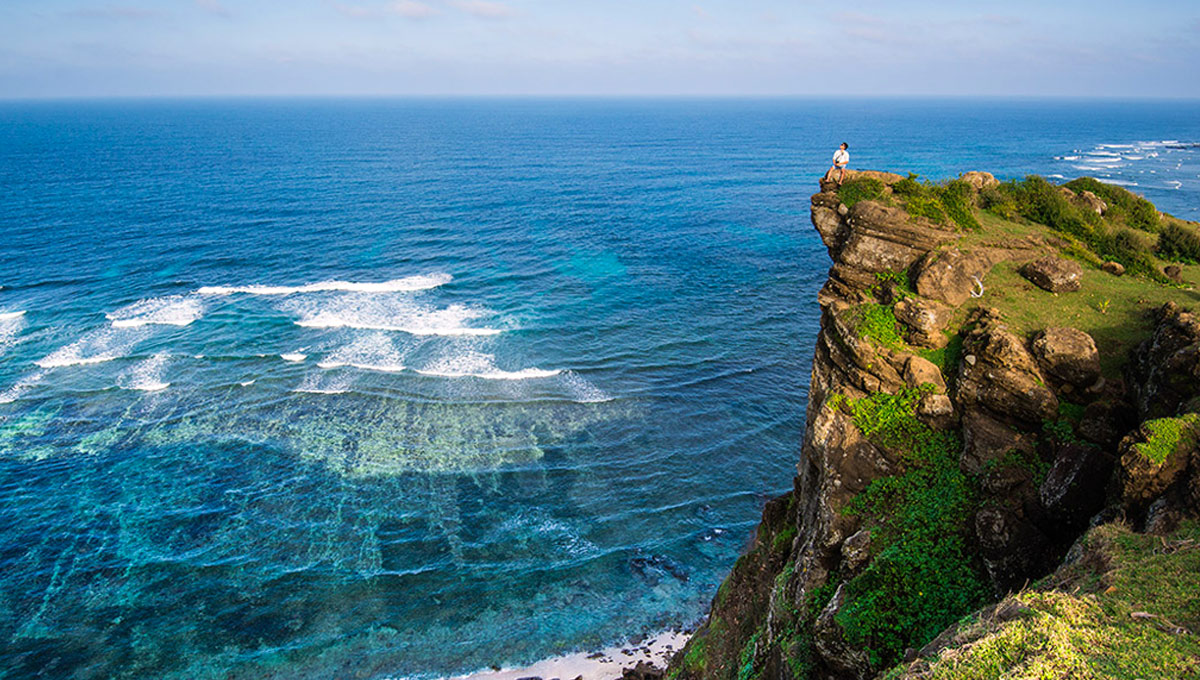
top-left (0, 98), bottom-right (1198, 680)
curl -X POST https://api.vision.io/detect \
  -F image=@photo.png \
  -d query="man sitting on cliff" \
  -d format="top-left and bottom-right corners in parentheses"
top-left (826, 142), bottom-right (850, 185)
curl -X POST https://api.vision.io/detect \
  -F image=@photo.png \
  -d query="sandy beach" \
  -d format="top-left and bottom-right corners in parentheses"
top-left (443, 631), bottom-right (690, 680)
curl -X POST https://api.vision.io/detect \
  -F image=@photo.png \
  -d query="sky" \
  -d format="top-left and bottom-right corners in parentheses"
top-left (1, 0), bottom-right (1199, 98)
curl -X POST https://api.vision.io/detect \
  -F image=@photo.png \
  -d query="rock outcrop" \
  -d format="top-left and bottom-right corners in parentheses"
top-left (665, 173), bottom-right (1200, 680)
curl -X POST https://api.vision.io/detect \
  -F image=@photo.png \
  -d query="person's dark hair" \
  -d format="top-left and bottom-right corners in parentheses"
top-left (841, 142), bottom-right (849, 149)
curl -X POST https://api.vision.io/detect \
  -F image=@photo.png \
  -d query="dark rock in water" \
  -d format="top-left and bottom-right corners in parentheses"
top-left (1031, 327), bottom-right (1101, 393)
top-left (1165, 265), bottom-right (1184, 283)
top-left (621, 661), bottom-right (664, 680)
top-left (629, 553), bottom-right (689, 584)
top-left (1040, 442), bottom-right (1116, 535)
top-left (1021, 256), bottom-right (1082, 293)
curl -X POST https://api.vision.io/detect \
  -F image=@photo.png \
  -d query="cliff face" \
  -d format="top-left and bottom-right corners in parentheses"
top-left (664, 172), bottom-right (1200, 680)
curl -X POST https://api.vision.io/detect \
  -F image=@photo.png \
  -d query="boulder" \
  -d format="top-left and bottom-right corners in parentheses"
top-left (1078, 190), bottom-right (1107, 215)
top-left (913, 248), bottom-right (992, 307)
top-left (819, 202), bottom-right (958, 294)
top-left (960, 410), bottom-right (1035, 476)
top-left (1039, 442), bottom-right (1115, 534)
top-left (1115, 415), bottom-right (1200, 515)
top-left (917, 393), bottom-right (957, 430)
top-left (1165, 265), bottom-right (1184, 284)
top-left (1031, 327), bottom-right (1102, 391)
top-left (959, 171), bottom-right (1000, 191)
top-left (1102, 261), bottom-right (1125, 276)
top-left (1021, 256), bottom-right (1083, 293)
top-left (956, 320), bottom-right (1059, 427)
top-left (893, 297), bottom-right (953, 348)
top-left (621, 662), bottom-right (664, 680)
top-left (904, 355), bottom-right (947, 394)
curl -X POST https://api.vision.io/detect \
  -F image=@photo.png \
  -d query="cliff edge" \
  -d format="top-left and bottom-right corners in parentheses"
top-left (660, 171), bottom-right (1200, 680)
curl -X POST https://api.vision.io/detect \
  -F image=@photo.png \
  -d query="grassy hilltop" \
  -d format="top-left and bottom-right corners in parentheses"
top-left (663, 172), bottom-right (1200, 680)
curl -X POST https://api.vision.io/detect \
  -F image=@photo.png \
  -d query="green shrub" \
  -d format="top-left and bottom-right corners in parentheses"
top-left (852, 303), bottom-right (905, 349)
top-left (984, 177), bottom-right (1165, 280)
top-left (838, 178), bottom-right (887, 208)
top-left (831, 388), bottom-right (988, 668)
top-left (891, 175), bottom-right (981, 231)
top-left (1157, 221), bottom-right (1200, 263)
top-left (1065, 177), bottom-right (1162, 233)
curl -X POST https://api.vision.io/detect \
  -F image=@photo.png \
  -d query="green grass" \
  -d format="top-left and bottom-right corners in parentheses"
top-left (1134, 414), bottom-right (1200, 465)
top-left (829, 388), bottom-right (988, 668)
top-left (838, 177), bottom-right (887, 208)
top-left (887, 521), bottom-right (1200, 680)
top-left (851, 303), bottom-right (906, 349)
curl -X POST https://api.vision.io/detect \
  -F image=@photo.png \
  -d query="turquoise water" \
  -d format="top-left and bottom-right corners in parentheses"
top-left (1, 98), bottom-right (1199, 679)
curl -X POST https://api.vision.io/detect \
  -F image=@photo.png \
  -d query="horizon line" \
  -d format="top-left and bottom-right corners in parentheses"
top-left (4, 93), bottom-right (1200, 104)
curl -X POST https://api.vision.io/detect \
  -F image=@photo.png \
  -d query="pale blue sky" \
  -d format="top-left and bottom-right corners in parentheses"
top-left (2, 0), bottom-right (1198, 98)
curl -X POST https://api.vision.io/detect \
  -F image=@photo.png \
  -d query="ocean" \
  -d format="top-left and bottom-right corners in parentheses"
top-left (1, 98), bottom-right (1198, 679)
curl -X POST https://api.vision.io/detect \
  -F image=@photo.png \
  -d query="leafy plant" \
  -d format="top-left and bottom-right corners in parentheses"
top-left (838, 178), bottom-right (887, 208)
top-left (1157, 221), bottom-right (1200, 264)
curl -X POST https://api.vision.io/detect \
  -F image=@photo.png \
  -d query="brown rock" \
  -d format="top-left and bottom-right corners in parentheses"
top-left (1116, 416), bottom-right (1200, 513)
top-left (904, 355), bottom-right (947, 394)
top-left (1078, 190), bottom-right (1107, 215)
top-left (960, 171), bottom-right (1000, 191)
top-left (893, 297), bottom-right (953, 348)
top-left (917, 393), bottom-right (957, 430)
top-left (1021, 256), bottom-right (1083, 293)
top-left (913, 247), bottom-right (993, 307)
top-left (812, 584), bottom-right (872, 679)
top-left (1165, 265), bottom-right (1184, 284)
top-left (841, 529), bottom-right (872, 571)
top-left (956, 323), bottom-right (1059, 426)
top-left (1031, 327), bottom-right (1102, 391)
top-left (960, 410), bottom-right (1036, 476)
top-left (1078, 400), bottom-right (1137, 449)
top-left (1102, 261), bottom-right (1126, 276)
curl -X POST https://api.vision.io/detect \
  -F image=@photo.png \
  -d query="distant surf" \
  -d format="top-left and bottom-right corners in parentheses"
top-left (197, 273), bottom-right (452, 296)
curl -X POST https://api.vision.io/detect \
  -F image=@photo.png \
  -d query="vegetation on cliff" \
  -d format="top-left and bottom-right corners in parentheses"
top-left (666, 170), bottom-right (1200, 680)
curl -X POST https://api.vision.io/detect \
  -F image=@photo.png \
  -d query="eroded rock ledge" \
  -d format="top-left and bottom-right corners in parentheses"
top-left (663, 171), bottom-right (1200, 680)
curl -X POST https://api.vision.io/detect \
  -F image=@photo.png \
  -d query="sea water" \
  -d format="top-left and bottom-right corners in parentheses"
top-left (1, 98), bottom-right (1199, 679)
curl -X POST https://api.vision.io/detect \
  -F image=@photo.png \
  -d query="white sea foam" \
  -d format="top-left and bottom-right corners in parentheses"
top-left (1100, 178), bottom-right (1140, 187)
top-left (281, 353), bottom-right (307, 362)
top-left (293, 387), bottom-right (350, 394)
top-left (197, 273), bottom-right (452, 296)
top-left (119, 354), bottom-right (170, 392)
top-left (107, 296), bottom-right (203, 328)
top-left (562, 370), bottom-right (614, 403)
top-left (36, 327), bottom-right (147, 368)
top-left (414, 350), bottom-right (560, 380)
top-left (0, 312), bottom-right (26, 354)
top-left (239, 380), bottom-right (256, 387)
top-left (0, 371), bottom-right (45, 404)
top-left (317, 333), bottom-right (407, 373)
top-left (287, 297), bottom-right (500, 337)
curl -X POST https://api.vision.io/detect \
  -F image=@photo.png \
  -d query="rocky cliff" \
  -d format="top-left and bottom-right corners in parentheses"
top-left (660, 171), bottom-right (1200, 680)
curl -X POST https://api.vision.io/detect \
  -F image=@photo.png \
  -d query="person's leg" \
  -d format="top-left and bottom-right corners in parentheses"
top-left (837, 165), bottom-right (846, 184)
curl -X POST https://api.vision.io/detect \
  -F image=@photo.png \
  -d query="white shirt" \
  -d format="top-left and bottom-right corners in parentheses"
top-left (833, 148), bottom-right (849, 166)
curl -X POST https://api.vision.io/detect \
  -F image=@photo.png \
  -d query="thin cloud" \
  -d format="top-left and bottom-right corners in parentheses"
top-left (330, 1), bottom-right (438, 19)
top-left (692, 5), bottom-right (710, 19)
top-left (195, 0), bottom-right (232, 18)
top-left (68, 5), bottom-right (162, 20)
top-left (450, 0), bottom-right (515, 20)
top-left (392, 0), bottom-right (438, 18)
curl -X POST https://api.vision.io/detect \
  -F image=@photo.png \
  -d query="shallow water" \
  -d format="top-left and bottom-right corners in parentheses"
top-left (0, 98), bottom-right (1198, 679)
